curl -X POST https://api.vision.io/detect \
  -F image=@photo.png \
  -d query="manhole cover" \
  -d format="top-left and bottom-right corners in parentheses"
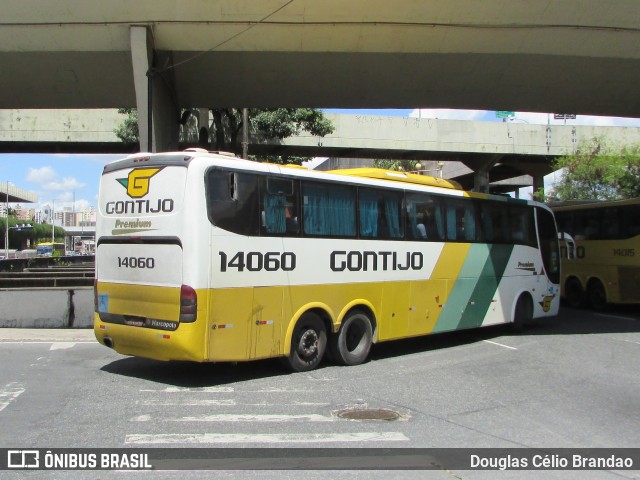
top-left (335, 408), bottom-right (401, 421)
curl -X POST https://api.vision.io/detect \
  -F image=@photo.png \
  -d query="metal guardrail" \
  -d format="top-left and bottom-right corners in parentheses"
top-left (0, 256), bottom-right (95, 288)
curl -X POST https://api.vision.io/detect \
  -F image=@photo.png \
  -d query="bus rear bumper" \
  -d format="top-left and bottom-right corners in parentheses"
top-left (94, 314), bottom-right (207, 362)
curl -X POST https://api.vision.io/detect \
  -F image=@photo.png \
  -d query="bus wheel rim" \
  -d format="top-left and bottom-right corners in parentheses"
top-left (299, 330), bottom-right (318, 357)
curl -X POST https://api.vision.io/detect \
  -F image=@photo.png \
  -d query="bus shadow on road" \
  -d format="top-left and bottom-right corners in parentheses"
top-left (100, 305), bottom-right (638, 386)
top-left (100, 356), bottom-right (290, 387)
top-left (517, 304), bottom-right (640, 337)
top-left (100, 330), bottom-right (491, 387)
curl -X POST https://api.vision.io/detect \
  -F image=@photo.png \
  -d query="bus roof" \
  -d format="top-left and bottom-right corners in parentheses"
top-left (550, 198), bottom-right (640, 211)
top-left (326, 168), bottom-right (462, 191)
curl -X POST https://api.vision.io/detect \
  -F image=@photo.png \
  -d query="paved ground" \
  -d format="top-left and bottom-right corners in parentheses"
top-left (0, 305), bottom-right (638, 479)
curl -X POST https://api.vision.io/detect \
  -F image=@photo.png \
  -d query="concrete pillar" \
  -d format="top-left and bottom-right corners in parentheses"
top-left (471, 156), bottom-right (501, 193)
top-left (532, 174), bottom-right (545, 200)
top-left (473, 169), bottom-right (491, 193)
top-left (130, 26), bottom-right (179, 153)
top-left (198, 108), bottom-right (210, 148)
top-left (130, 26), bottom-right (152, 152)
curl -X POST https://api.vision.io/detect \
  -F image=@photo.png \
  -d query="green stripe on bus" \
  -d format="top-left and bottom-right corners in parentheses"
top-left (432, 244), bottom-right (490, 333)
top-left (457, 244), bottom-right (514, 330)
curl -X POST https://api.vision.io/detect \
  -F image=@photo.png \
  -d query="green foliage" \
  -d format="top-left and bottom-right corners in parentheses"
top-left (251, 108), bottom-right (334, 139)
top-left (115, 107), bottom-right (335, 165)
top-left (373, 159), bottom-right (420, 171)
top-left (208, 108), bottom-right (334, 164)
top-left (1, 218), bottom-right (65, 250)
top-left (548, 138), bottom-right (640, 201)
top-left (114, 108), bottom-right (139, 144)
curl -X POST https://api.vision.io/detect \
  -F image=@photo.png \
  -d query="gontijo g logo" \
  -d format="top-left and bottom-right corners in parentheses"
top-left (117, 168), bottom-right (163, 198)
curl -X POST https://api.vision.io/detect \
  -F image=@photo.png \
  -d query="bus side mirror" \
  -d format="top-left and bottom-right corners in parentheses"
top-left (558, 232), bottom-right (576, 260)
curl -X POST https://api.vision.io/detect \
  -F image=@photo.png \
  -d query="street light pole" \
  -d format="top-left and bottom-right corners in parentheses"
top-left (51, 199), bottom-right (55, 244)
top-left (4, 181), bottom-right (11, 260)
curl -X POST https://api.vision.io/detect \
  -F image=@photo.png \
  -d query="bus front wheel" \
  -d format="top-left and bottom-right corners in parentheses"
top-left (511, 294), bottom-right (533, 333)
top-left (587, 279), bottom-right (607, 310)
top-left (284, 313), bottom-right (327, 372)
top-left (328, 310), bottom-right (373, 366)
top-left (565, 277), bottom-right (585, 308)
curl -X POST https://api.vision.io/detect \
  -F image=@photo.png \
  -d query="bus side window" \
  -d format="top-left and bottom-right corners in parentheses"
top-left (359, 188), bottom-right (403, 240)
top-left (480, 202), bottom-right (508, 243)
top-left (405, 193), bottom-right (442, 241)
top-left (445, 200), bottom-right (477, 242)
top-left (508, 206), bottom-right (536, 246)
top-left (261, 177), bottom-right (299, 236)
top-left (206, 169), bottom-right (260, 236)
top-left (302, 181), bottom-right (356, 237)
top-left (622, 205), bottom-right (640, 238)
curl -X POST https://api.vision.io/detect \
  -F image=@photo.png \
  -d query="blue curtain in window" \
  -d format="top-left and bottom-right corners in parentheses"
top-left (304, 184), bottom-right (355, 236)
top-left (264, 193), bottom-right (286, 234)
top-left (359, 190), bottom-right (378, 237)
top-left (408, 202), bottom-right (418, 239)
top-left (483, 210), bottom-right (494, 242)
top-left (434, 206), bottom-right (444, 240)
top-left (446, 205), bottom-right (457, 240)
top-left (464, 206), bottom-right (476, 241)
top-left (384, 197), bottom-right (402, 238)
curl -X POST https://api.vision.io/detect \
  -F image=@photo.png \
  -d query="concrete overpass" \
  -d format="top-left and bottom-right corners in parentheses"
top-left (3, 109), bottom-right (640, 192)
top-left (0, 183), bottom-right (37, 204)
top-left (1, 0), bottom-right (640, 157)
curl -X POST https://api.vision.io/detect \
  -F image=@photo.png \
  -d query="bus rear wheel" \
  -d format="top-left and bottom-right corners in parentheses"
top-left (328, 310), bottom-right (373, 366)
top-left (284, 313), bottom-right (327, 372)
top-left (587, 279), bottom-right (607, 310)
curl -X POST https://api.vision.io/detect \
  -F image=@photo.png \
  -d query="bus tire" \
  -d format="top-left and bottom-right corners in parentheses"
top-left (565, 277), bottom-right (585, 308)
top-left (328, 310), bottom-right (373, 366)
top-left (587, 279), bottom-right (607, 310)
top-left (511, 294), bottom-right (533, 333)
top-left (284, 313), bottom-right (327, 372)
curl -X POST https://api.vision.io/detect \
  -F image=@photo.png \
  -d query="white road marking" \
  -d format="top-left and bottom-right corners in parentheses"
top-left (612, 338), bottom-right (640, 346)
top-left (131, 414), bottom-right (334, 423)
top-left (125, 432), bottom-right (409, 445)
top-left (50, 342), bottom-right (76, 351)
top-left (593, 313), bottom-right (637, 322)
top-left (137, 399), bottom-right (236, 406)
top-left (482, 339), bottom-right (518, 350)
top-left (0, 383), bottom-right (25, 412)
top-left (139, 386), bottom-right (234, 393)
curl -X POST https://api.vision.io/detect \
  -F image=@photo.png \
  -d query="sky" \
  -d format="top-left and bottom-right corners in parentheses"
top-left (2, 108), bottom-right (640, 210)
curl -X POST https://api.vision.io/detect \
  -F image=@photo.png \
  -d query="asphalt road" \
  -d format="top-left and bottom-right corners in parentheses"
top-left (0, 305), bottom-right (638, 480)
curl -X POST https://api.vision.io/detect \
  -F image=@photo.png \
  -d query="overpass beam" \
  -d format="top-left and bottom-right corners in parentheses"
top-left (471, 156), bottom-right (502, 193)
top-left (130, 26), bottom-right (179, 152)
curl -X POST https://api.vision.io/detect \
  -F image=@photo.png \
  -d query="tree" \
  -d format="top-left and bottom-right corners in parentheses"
top-left (544, 138), bottom-right (640, 201)
top-left (373, 159), bottom-right (420, 171)
top-left (1, 219), bottom-right (65, 250)
top-left (114, 108), bottom-right (139, 144)
top-left (116, 108), bottom-right (334, 165)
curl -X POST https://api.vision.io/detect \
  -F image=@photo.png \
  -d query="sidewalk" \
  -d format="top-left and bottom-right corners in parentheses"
top-left (0, 328), bottom-right (96, 342)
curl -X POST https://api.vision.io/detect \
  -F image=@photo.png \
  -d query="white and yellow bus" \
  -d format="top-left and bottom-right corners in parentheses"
top-left (552, 198), bottom-right (640, 309)
top-left (94, 149), bottom-right (560, 371)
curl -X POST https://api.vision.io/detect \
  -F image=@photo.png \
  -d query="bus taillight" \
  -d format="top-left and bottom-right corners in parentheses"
top-left (180, 285), bottom-right (197, 323)
top-left (94, 280), bottom-right (98, 312)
